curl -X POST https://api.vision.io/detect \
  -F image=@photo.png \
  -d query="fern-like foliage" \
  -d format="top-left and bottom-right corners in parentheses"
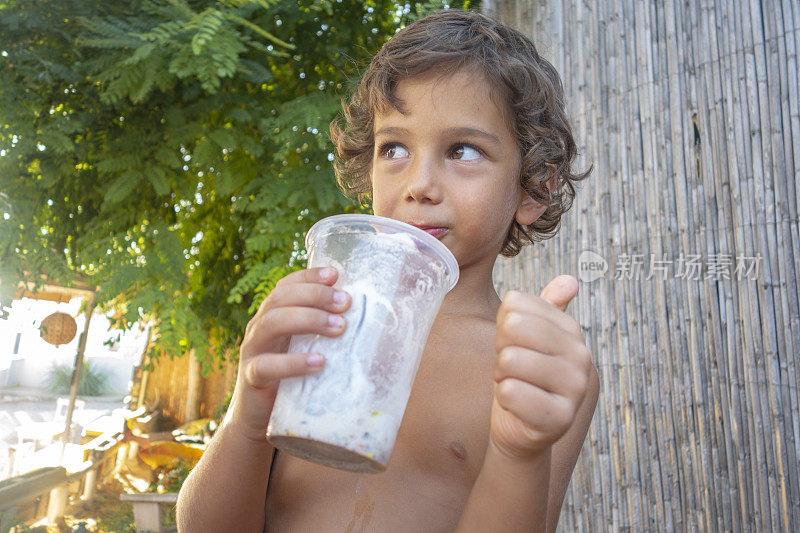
top-left (0, 0), bottom-right (474, 372)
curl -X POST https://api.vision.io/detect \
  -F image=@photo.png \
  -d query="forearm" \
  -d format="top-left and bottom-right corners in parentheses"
top-left (455, 443), bottom-right (552, 533)
top-left (176, 416), bottom-right (274, 532)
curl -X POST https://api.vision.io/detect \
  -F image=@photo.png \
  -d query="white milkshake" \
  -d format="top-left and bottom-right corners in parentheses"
top-left (266, 215), bottom-right (458, 473)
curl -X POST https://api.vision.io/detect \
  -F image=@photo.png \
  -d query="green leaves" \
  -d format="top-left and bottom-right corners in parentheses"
top-left (148, 166), bottom-right (171, 196)
top-left (103, 170), bottom-right (144, 205)
top-left (0, 0), bottom-right (472, 371)
top-left (226, 13), bottom-right (295, 51)
top-left (191, 9), bottom-right (226, 56)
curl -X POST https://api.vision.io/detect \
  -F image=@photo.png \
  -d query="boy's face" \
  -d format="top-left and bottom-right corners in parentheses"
top-left (370, 69), bottom-right (546, 268)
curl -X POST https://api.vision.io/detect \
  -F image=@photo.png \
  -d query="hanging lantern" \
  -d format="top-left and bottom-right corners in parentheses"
top-left (40, 312), bottom-right (78, 346)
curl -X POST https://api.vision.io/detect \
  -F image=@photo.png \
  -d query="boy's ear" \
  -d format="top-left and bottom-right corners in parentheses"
top-left (515, 164), bottom-right (557, 226)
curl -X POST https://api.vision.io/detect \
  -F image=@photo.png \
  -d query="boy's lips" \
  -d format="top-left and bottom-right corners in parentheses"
top-left (409, 224), bottom-right (449, 239)
top-left (422, 228), bottom-right (448, 239)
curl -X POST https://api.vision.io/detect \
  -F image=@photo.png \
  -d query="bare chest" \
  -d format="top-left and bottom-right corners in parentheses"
top-left (265, 318), bottom-right (497, 532)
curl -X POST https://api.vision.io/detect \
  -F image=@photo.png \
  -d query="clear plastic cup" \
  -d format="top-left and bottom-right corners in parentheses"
top-left (266, 214), bottom-right (459, 473)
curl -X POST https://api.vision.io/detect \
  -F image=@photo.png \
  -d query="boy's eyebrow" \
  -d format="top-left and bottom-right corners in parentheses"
top-left (442, 127), bottom-right (502, 145)
top-left (374, 126), bottom-right (409, 138)
top-left (374, 126), bottom-right (502, 145)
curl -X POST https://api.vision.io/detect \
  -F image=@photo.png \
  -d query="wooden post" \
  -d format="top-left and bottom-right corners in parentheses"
top-left (81, 468), bottom-right (97, 502)
top-left (184, 348), bottom-right (201, 423)
top-left (60, 292), bottom-right (96, 453)
top-left (46, 485), bottom-right (67, 524)
top-left (136, 324), bottom-right (153, 410)
top-left (47, 292), bottom-right (95, 523)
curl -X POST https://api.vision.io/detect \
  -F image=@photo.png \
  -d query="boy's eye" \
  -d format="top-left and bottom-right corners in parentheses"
top-left (380, 144), bottom-right (409, 159)
top-left (450, 145), bottom-right (481, 161)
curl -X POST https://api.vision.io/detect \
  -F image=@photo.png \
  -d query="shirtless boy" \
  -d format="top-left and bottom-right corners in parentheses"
top-left (177, 9), bottom-right (599, 532)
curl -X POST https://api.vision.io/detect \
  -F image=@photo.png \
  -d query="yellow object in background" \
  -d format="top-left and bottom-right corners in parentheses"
top-left (138, 441), bottom-right (204, 469)
top-left (173, 418), bottom-right (214, 437)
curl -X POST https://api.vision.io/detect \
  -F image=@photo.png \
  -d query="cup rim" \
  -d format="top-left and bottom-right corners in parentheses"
top-left (305, 214), bottom-right (460, 292)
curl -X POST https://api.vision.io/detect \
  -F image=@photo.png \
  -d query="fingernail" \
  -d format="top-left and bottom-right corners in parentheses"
top-left (306, 353), bottom-right (325, 367)
top-left (328, 314), bottom-right (345, 328)
top-left (333, 290), bottom-right (347, 305)
top-left (323, 267), bottom-right (337, 280)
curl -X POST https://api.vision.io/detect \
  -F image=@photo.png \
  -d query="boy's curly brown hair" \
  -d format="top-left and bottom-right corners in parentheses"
top-left (330, 9), bottom-right (591, 257)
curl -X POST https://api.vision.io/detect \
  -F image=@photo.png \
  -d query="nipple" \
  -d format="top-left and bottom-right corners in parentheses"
top-left (448, 440), bottom-right (468, 461)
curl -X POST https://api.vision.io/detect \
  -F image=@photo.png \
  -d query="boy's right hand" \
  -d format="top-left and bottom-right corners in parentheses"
top-left (228, 266), bottom-right (350, 442)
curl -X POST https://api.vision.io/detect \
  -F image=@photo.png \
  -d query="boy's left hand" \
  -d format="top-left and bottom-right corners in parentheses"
top-left (490, 274), bottom-right (593, 459)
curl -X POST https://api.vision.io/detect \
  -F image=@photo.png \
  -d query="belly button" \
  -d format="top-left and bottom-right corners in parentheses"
top-left (448, 441), bottom-right (467, 461)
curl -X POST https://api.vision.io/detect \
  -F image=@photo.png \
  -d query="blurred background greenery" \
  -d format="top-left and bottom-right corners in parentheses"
top-left (0, 0), bottom-right (476, 373)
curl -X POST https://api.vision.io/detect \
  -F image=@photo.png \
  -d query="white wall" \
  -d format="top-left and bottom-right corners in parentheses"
top-left (0, 297), bottom-right (148, 394)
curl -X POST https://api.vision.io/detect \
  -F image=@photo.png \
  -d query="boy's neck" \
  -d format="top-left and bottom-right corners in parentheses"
top-left (438, 255), bottom-right (502, 322)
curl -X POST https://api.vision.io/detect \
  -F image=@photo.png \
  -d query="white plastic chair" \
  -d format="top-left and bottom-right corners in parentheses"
top-left (16, 397), bottom-right (86, 450)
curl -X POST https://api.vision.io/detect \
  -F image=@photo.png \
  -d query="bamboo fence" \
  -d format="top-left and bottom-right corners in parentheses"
top-left (487, 0), bottom-right (799, 530)
top-left (133, 349), bottom-right (237, 425)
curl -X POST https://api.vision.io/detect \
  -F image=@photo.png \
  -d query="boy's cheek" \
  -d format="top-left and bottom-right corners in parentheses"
top-left (369, 187), bottom-right (391, 216)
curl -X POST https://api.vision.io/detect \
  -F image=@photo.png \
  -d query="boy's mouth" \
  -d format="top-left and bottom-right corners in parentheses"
top-left (422, 228), bottom-right (448, 239)
top-left (410, 224), bottom-right (449, 239)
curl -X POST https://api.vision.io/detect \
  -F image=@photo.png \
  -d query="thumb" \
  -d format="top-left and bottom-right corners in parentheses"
top-left (539, 275), bottom-right (579, 312)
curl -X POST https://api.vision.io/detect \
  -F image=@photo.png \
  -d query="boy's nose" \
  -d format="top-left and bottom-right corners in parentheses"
top-left (404, 156), bottom-right (442, 204)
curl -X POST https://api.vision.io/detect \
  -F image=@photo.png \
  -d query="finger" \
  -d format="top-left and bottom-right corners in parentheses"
top-left (495, 309), bottom-right (585, 358)
top-left (495, 378), bottom-right (574, 437)
top-left (247, 266), bottom-right (341, 335)
top-left (275, 266), bottom-right (339, 288)
top-left (494, 346), bottom-right (588, 401)
top-left (498, 290), bottom-right (581, 340)
top-left (539, 275), bottom-right (578, 312)
top-left (243, 352), bottom-right (326, 389)
top-left (242, 307), bottom-right (347, 360)
top-left (252, 266), bottom-right (338, 317)
top-left (267, 282), bottom-right (351, 314)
